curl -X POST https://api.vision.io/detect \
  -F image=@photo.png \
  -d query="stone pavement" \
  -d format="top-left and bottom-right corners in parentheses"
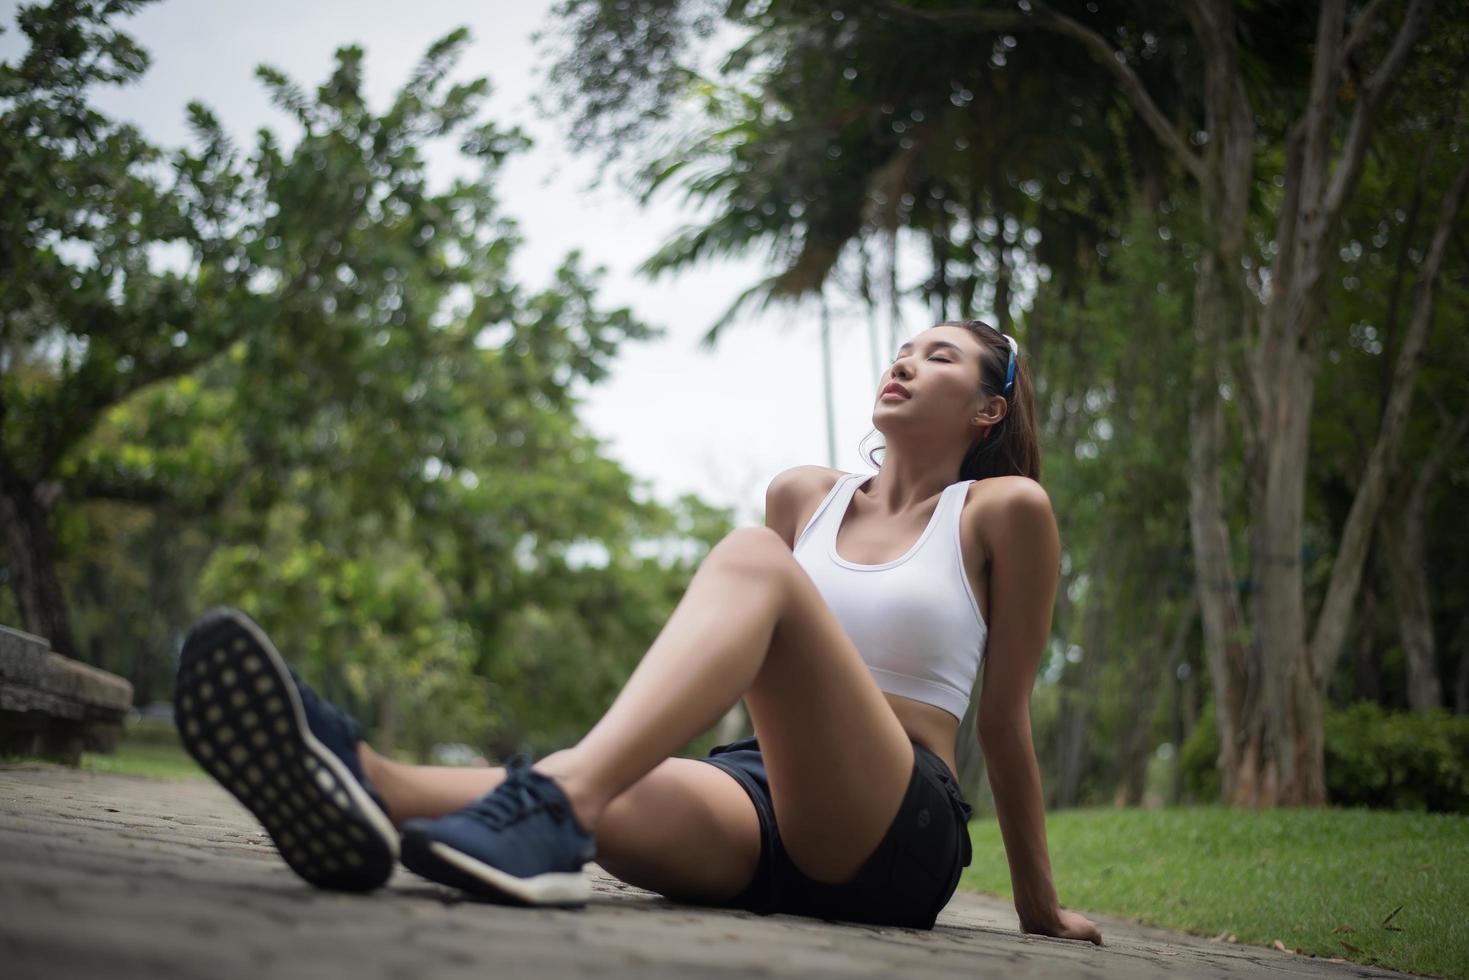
top-left (0, 763), bottom-right (1413, 980)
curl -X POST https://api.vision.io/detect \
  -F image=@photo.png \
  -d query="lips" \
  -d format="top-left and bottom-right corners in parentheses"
top-left (881, 382), bottom-right (911, 399)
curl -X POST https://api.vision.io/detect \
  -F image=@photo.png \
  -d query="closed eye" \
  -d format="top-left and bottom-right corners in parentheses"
top-left (889, 353), bottom-right (956, 365)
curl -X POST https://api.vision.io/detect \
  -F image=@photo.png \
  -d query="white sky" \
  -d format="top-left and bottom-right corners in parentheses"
top-left (2, 0), bottom-right (955, 525)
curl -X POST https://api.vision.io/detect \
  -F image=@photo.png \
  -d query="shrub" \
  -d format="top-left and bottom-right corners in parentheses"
top-left (1179, 702), bottom-right (1220, 802)
top-left (1177, 702), bottom-right (1469, 812)
top-left (1323, 703), bottom-right (1469, 813)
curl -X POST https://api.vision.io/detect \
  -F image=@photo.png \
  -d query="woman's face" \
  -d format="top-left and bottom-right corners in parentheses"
top-left (873, 325), bottom-right (989, 440)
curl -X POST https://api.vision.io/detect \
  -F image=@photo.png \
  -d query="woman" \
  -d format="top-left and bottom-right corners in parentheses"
top-left (174, 319), bottom-right (1102, 943)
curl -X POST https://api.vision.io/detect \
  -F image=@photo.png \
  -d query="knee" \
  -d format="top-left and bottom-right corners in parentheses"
top-left (706, 526), bottom-right (793, 580)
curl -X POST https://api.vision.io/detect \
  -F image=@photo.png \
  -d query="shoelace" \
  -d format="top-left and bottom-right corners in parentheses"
top-left (462, 758), bottom-right (571, 831)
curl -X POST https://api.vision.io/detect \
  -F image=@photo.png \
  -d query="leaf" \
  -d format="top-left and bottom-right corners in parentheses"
top-left (1380, 905), bottom-right (1404, 928)
top-left (1341, 942), bottom-right (1364, 954)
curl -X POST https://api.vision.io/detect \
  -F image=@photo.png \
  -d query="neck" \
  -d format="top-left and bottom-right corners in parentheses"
top-left (865, 446), bottom-right (964, 513)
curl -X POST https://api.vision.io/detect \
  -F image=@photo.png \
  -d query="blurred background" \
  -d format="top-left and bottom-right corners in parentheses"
top-left (2, 0), bottom-right (1466, 821)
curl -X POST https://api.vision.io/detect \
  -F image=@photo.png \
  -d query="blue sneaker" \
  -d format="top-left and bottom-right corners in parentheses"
top-left (173, 607), bottom-right (398, 891)
top-left (400, 757), bottom-right (596, 905)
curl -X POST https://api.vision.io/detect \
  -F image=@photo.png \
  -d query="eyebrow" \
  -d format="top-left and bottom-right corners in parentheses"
top-left (895, 340), bottom-right (966, 356)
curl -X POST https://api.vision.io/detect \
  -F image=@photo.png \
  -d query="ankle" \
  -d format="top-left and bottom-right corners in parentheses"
top-left (531, 756), bottom-right (606, 835)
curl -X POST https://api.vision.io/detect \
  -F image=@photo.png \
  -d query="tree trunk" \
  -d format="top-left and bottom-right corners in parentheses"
top-left (994, 213), bottom-right (1012, 333)
top-left (1388, 411), bottom-right (1468, 711)
top-left (929, 227), bottom-right (951, 321)
top-left (1187, 252), bottom-right (1251, 803)
top-left (1052, 646), bottom-right (1099, 808)
top-left (1241, 319), bottom-right (1323, 805)
top-left (1167, 644), bottom-right (1199, 807)
top-left (1388, 501), bottom-right (1441, 711)
top-left (0, 477), bottom-right (77, 657)
top-left (1052, 542), bottom-right (1114, 808)
top-left (819, 295), bottom-right (837, 468)
top-left (887, 229), bottom-right (903, 352)
top-left (1119, 641), bottom-right (1163, 806)
top-left (1352, 572), bottom-right (1382, 703)
top-left (1457, 642), bottom-right (1469, 716)
top-left (1307, 153), bottom-right (1469, 695)
top-left (1118, 590), bottom-right (1173, 806)
top-left (1181, 0), bottom-right (1259, 805)
top-left (901, 0), bottom-right (1439, 807)
top-left (1127, 593), bottom-right (1198, 806)
top-left (866, 264), bottom-right (884, 385)
top-left (1231, 150), bottom-right (1463, 802)
top-left (1214, 0), bottom-right (1437, 806)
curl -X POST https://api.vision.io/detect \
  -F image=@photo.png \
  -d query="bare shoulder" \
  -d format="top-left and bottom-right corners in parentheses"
top-left (963, 475), bottom-right (1052, 510)
top-left (962, 476), bottom-right (1057, 551)
top-left (767, 464), bottom-right (844, 499)
top-left (765, 465), bottom-right (846, 549)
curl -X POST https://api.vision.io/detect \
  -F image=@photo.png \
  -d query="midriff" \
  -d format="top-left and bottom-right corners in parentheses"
top-left (888, 692), bottom-right (961, 777)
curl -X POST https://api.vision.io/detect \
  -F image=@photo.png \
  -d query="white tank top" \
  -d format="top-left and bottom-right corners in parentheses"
top-left (793, 472), bottom-right (988, 721)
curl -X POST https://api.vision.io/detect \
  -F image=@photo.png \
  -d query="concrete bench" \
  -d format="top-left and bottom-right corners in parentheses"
top-left (0, 624), bottom-right (134, 764)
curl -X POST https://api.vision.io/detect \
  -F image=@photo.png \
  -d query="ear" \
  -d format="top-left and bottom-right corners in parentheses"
top-left (969, 402), bottom-right (1004, 429)
top-left (972, 394), bottom-right (1009, 429)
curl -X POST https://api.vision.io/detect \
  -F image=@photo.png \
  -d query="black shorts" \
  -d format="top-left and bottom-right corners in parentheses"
top-left (697, 736), bottom-right (973, 930)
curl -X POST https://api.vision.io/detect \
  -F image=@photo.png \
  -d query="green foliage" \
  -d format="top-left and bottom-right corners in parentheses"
top-left (548, 0), bottom-right (1469, 811)
top-left (2, 1), bottom-right (737, 762)
top-left (1180, 702), bottom-right (1469, 814)
top-left (199, 504), bottom-right (490, 759)
top-left (1178, 701), bottom-right (1220, 802)
top-left (0, 0), bottom-right (259, 485)
top-left (962, 806), bottom-right (1469, 979)
top-left (1324, 703), bottom-right (1469, 814)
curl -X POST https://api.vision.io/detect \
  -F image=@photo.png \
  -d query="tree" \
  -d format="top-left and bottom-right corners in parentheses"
top-left (3, 2), bottom-right (738, 759)
top-left (546, 0), bottom-right (1469, 805)
top-left (0, 0), bottom-right (258, 653)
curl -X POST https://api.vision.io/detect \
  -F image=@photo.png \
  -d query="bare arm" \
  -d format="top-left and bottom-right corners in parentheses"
top-left (974, 481), bottom-right (1102, 945)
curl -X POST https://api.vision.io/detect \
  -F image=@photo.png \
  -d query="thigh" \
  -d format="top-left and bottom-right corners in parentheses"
top-left (743, 537), bottom-right (916, 885)
top-left (593, 757), bottom-right (762, 903)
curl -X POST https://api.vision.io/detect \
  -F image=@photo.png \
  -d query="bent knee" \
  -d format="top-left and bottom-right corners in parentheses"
top-left (707, 526), bottom-right (793, 578)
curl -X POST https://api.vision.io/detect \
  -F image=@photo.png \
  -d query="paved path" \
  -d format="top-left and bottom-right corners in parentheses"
top-left (0, 763), bottom-right (1410, 979)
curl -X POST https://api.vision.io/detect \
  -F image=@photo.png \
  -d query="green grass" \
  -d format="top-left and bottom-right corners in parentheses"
top-left (80, 716), bottom-right (204, 780)
top-left (79, 738), bottom-right (204, 780)
top-left (960, 806), bottom-right (1469, 978)
top-left (2, 717), bottom-right (206, 781)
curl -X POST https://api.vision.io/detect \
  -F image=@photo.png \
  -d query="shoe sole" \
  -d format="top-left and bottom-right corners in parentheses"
top-left (399, 827), bottom-right (592, 906)
top-left (173, 607), bottom-right (399, 892)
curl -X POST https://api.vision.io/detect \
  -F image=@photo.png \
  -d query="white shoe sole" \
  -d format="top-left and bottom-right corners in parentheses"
top-left (175, 608), bottom-right (399, 891)
top-left (399, 827), bottom-right (592, 906)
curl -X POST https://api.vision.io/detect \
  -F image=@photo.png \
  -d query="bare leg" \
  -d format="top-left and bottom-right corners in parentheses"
top-left (357, 745), bottom-right (499, 825)
top-left (535, 528), bottom-right (790, 827)
top-left (360, 745), bottom-right (761, 901)
top-left (536, 527), bottom-right (914, 883)
top-left (373, 526), bottom-right (913, 889)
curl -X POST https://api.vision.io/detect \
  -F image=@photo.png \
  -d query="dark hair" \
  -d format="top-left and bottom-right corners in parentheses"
top-left (861, 319), bottom-right (1042, 483)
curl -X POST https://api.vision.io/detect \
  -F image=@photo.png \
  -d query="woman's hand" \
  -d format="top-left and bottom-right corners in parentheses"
top-left (1023, 908), bottom-right (1104, 945)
